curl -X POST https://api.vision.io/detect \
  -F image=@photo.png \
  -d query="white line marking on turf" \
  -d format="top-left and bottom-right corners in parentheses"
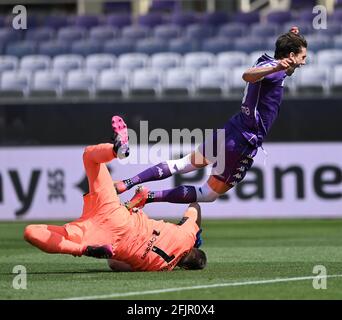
top-left (61, 274), bottom-right (342, 300)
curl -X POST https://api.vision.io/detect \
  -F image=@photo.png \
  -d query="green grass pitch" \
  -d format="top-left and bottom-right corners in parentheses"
top-left (1, 219), bottom-right (342, 300)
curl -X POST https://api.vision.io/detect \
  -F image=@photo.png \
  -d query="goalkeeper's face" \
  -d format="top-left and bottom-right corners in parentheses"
top-left (177, 248), bottom-right (207, 270)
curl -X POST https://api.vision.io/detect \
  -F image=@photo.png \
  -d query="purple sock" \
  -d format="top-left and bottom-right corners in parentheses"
top-left (124, 162), bottom-right (172, 190)
top-left (147, 185), bottom-right (197, 204)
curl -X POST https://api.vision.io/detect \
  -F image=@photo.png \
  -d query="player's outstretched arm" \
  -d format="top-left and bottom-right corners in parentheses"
top-left (242, 57), bottom-right (296, 83)
top-left (184, 202), bottom-right (202, 228)
top-left (107, 259), bottom-right (132, 272)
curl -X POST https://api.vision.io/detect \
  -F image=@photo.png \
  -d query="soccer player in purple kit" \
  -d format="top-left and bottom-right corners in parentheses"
top-left (115, 27), bottom-right (308, 209)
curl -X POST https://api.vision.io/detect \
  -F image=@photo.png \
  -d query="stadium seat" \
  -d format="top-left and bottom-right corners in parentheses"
top-left (71, 40), bottom-right (102, 56)
top-left (89, 26), bottom-right (118, 41)
top-left (121, 25), bottom-right (150, 40)
top-left (195, 67), bottom-right (229, 97)
top-left (170, 11), bottom-right (198, 27)
top-left (26, 27), bottom-right (55, 42)
top-left (201, 37), bottom-right (235, 54)
top-left (130, 68), bottom-right (162, 97)
top-left (96, 69), bottom-right (129, 98)
top-left (5, 41), bottom-right (37, 58)
top-left (38, 40), bottom-right (71, 57)
top-left (0, 28), bottom-right (22, 46)
top-left (106, 14), bottom-right (132, 28)
top-left (0, 55), bottom-right (18, 73)
top-left (42, 15), bottom-right (70, 30)
top-left (63, 70), bottom-right (96, 98)
top-left (183, 52), bottom-right (215, 70)
top-left (295, 66), bottom-right (329, 94)
top-left (169, 37), bottom-right (196, 54)
top-left (85, 54), bottom-right (116, 72)
top-left (163, 67), bottom-right (195, 97)
top-left (57, 27), bottom-right (86, 42)
top-left (250, 23), bottom-right (279, 37)
top-left (333, 36), bottom-right (342, 49)
top-left (103, 39), bottom-right (135, 56)
top-left (52, 54), bottom-right (83, 73)
top-left (216, 51), bottom-right (248, 68)
top-left (234, 37), bottom-right (266, 53)
top-left (30, 70), bottom-right (64, 98)
top-left (200, 11), bottom-right (229, 26)
top-left (0, 70), bottom-right (31, 98)
top-left (314, 22), bottom-right (342, 37)
top-left (20, 55), bottom-right (51, 72)
top-left (185, 24), bottom-right (214, 41)
top-left (150, 52), bottom-right (182, 70)
top-left (232, 11), bottom-right (260, 24)
top-left (230, 66), bottom-right (249, 95)
top-left (117, 53), bottom-right (148, 71)
top-left (218, 23), bottom-right (247, 38)
top-left (331, 65), bottom-right (342, 94)
top-left (330, 8), bottom-right (342, 22)
top-left (137, 12), bottom-right (164, 28)
top-left (73, 15), bottom-right (99, 29)
top-left (266, 11), bottom-right (293, 24)
top-left (135, 38), bottom-right (168, 55)
top-left (316, 49), bottom-right (342, 67)
top-left (302, 35), bottom-right (333, 52)
top-left (153, 25), bottom-right (182, 40)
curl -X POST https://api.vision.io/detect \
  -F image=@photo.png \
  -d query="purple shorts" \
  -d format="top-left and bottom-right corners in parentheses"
top-left (198, 123), bottom-right (258, 187)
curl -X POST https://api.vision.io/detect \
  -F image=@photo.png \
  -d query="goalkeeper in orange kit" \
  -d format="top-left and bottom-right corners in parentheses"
top-left (24, 116), bottom-right (206, 272)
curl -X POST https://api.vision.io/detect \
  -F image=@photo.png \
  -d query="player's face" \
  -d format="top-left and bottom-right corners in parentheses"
top-left (290, 47), bottom-right (307, 67)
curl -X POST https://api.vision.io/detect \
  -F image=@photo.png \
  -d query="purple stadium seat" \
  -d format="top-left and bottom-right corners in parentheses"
top-left (0, 28), bottom-right (22, 45)
top-left (330, 8), bottom-right (342, 22)
top-left (5, 41), bottom-right (37, 58)
top-left (42, 15), bottom-right (70, 30)
top-left (74, 15), bottom-right (99, 29)
top-left (149, 0), bottom-right (180, 13)
top-left (0, 15), bottom-right (5, 28)
top-left (201, 37), bottom-right (235, 54)
top-left (57, 27), bottom-right (86, 42)
top-left (135, 38), bottom-right (168, 55)
top-left (266, 11), bottom-right (292, 24)
top-left (169, 37), bottom-right (196, 54)
top-left (71, 40), bottom-right (102, 56)
top-left (0, 56), bottom-right (19, 73)
top-left (170, 11), bottom-right (198, 27)
top-left (154, 24), bottom-right (181, 40)
top-left (20, 55), bottom-right (51, 72)
top-left (218, 23), bottom-right (247, 38)
top-left (250, 23), bottom-right (279, 37)
top-left (89, 26), bottom-right (118, 41)
top-left (39, 40), bottom-right (71, 57)
top-left (200, 12), bottom-right (229, 26)
top-left (295, 9), bottom-right (317, 22)
top-left (103, 39), bottom-right (135, 56)
top-left (106, 14), bottom-right (132, 28)
top-left (121, 25), bottom-right (150, 40)
top-left (232, 12), bottom-right (259, 24)
top-left (185, 24), bottom-right (213, 40)
top-left (333, 35), bottom-right (342, 49)
top-left (138, 13), bottom-right (164, 28)
top-left (314, 22), bottom-right (342, 37)
top-left (303, 35), bottom-right (333, 52)
top-left (26, 28), bottom-right (55, 42)
top-left (234, 37), bottom-right (266, 53)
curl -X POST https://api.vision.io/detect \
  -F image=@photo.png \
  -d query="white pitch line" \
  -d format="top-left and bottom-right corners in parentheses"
top-left (60, 274), bottom-right (342, 300)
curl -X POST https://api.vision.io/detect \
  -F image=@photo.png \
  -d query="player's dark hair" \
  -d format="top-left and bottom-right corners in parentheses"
top-left (179, 248), bottom-right (207, 270)
top-left (274, 32), bottom-right (307, 59)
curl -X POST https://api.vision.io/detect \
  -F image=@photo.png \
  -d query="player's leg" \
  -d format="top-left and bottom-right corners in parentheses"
top-left (115, 149), bottom-right (211, 194)
top-left (144, 175), bottom-right (229, 204)
top-left (24, 224), bottom-right (85, 256)
top-left (83, 116), bottom-right (129, 199)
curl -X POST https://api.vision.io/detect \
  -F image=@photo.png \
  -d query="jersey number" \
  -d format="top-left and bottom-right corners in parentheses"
top-left (152, 246), bottom-right (175, 263)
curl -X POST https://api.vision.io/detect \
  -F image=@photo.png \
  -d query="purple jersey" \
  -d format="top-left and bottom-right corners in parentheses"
top-left (230, 53), bottom-right (286, 147)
